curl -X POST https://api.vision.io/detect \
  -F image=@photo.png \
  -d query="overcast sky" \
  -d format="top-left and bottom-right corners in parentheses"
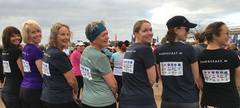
top-left (0, 0), bottom-right (240, 44)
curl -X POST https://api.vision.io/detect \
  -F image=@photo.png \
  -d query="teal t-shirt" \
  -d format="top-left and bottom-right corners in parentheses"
top-left (80, 47), bottom-right (115, 107)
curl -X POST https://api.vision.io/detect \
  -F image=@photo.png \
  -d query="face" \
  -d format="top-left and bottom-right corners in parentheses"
top-left (10, 33), bottom-right (21, 46)
top-left (175, 27), bottom-right (189, 41)
top-left (214, 25), bottom-right (230, 46)
top-left (135, 22), bottom-right (153, 44)
top-left (29, 27), bottom-right (42, 44)
top-left (76, 45), bottom-right (85, 52)
top-left (93, 30), bottom-right (109, 48)
top-left (57, 26), bottom-right (70, 49)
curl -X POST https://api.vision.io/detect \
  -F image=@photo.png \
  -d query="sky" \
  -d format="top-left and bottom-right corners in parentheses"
top-left (0, 0), bottom-right (240, 44)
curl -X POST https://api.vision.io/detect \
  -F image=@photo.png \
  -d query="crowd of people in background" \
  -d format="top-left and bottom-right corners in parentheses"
top-left (0, 15), bottom-right (239, 108)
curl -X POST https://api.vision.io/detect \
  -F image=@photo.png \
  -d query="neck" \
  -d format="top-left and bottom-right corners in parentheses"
top-left (90, 43), bottom-right (101, 50)
top-left (29, 42), bottom-right (39, 47)
top-left (207, 42), bottom-right (221, 50)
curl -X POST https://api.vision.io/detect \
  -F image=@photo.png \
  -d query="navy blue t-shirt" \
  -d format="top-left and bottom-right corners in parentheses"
top-left (120, 43), bottom-right (156, 105)
top-left (2, 47), bottom-right (23, 95)
top-left (41, 47), bottom-right (73, 104)
top-left (199, 48), bottom-right (240, 107)
top-left (155, 42), bottom-right (198, 103)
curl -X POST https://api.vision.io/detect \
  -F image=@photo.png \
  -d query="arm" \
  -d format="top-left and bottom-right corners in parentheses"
top-left (16, 58), bottom-right (24, 76)
top-left (235, 66), bottom-right (240, 90)
top-left (64, 70), bottom-right (78, 96)
top-left (147, 65), bottom-right (157, 87)
top-left (35, 59), bottom-right (43, 75)
top-left (102, 72), bottom-right (118, 96)
top-left (191, 62), bottom-right (203, 90)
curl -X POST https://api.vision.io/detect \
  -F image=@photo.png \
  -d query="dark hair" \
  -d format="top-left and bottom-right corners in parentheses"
top-left (165, 28), bottom-right (177, 44)
top-left (2, 26), bottom-right (22, 49)
top-left (204, 22), bottom-right (226, 43)
top-left (132, 20), bottom-right (151, 42)
top-left (117, 41), bottom-right (127, 52)
top-left (195, 32), bottom-right (206, 43)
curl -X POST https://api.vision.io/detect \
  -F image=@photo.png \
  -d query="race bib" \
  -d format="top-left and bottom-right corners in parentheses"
top-left (160, 62), bottom-right (183, 76)
top-left (3, 60), bottom-right (11, 73)
top-left (42, 62), bottom-right (51, 76)
top-left (122, 59), bottom-right (134, 74)
top-left (202, 69), bottom-right (230, 83)
top-left (22, 59), bottom-right (31, 72)
top-left (80, 65), bottom-right (92, 80)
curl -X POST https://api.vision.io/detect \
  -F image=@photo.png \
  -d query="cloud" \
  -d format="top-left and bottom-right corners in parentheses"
top-left (0, 0), bottom-right (239, 44)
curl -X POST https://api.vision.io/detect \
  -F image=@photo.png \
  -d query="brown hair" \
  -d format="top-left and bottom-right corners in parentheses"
top-left (2, 26), bottom-right (22, 49)
top-left (49, 22), bottom-right (71, 47)
top-left (165, 28), bottom-right (177, 44)
top-left (204, 22), bottom-right (226, 43)
top-left (132, 19), bottom-right (151, 42)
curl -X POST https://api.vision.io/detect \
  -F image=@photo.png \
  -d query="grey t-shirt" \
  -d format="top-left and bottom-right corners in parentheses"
top-left (80, 47), bottom-right (115, 107)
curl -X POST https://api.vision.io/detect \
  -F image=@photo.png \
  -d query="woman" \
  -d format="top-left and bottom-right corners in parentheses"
top-left (119, 20), bottom-right (157, 108)
top-left (41, 22), bottom-right (78, 108)
top-left (1, 26), bottom-right (23, 108)
top-left (20, 20), bottom-right (43, 108)
top-left (70, 41), bottom-right (85, 100)
top-left (110, 41), bottom-right (126, 100)
top-left (81, 20), bottom-right (117, 108)
top-left (198, 22), bottom-right (240, 108)
top-left (155, 16), bottom-right (203, 108)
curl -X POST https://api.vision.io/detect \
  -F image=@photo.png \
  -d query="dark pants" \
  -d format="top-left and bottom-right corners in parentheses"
top-left (1, 93), bottom-right (22, 108)
top-left (161, 101), bottom-right (199, 108)
top-left (119, 104), bottom-right (157, 108)
top-left (114, 75), bottom-right (122, 96)
top-left (42, 101), bottom-right (76, 108)
top-left (76, 76), bottom-right (83, 99)
top-left (82, 103), bottom-right (116, 108)
top-left (19, 87), bottom-right (43, 108)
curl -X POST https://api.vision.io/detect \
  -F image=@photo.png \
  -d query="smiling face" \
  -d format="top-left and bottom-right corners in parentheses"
top-left (214, 24), bottom-right (230, 46)
top-left (56, 26), bottom-right (70, 50)
top-left (93, 30), bottom-right (109, 49)
top-left (10, 33), bottom-right (22, 46)
top-left (28, 27), bottom-right (42, 45)
top-left (134, 22), bottom-right (153, 44)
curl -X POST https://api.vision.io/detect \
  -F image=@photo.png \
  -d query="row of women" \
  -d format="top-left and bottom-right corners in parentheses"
top-left (1, 15), bottom-right (240, 108)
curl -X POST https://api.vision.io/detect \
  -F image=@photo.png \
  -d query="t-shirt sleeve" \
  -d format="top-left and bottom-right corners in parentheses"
top-left (187, 45), bottom-right (197, 64)
top-left (32, 47), bottom-right (43, 61)
top-left (154, 47), bottom-right (160, 65)
top-left (110, 53), bottom-right (115, 63)
top-left (52, 53), bottom-right (72, 74)
top-left (230, 51), bottom-right (240, 68)
top-left (140, 45), bottom-right (155, 69)
top-left (95, 55), bottom-right (112, 75)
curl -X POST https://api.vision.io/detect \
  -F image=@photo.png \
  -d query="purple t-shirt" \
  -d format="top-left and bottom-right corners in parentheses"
top-left (21, 44), bottom-right (43, 89)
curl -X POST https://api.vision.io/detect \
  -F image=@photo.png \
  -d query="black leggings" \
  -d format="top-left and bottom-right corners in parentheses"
top-left (1, 93), bottom-right (22, 108)
top-left (82, 103), bottom-right (116, 108)
top-left (42, 101), bottom-right (76, 108)
top-left (76, 76), bottom-right (83, 99)
top-left (19, 87), bottom-right (43, 108)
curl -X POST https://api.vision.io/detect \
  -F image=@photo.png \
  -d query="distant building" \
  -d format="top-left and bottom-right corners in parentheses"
top-left (229, 26), bottom-right (240, 48)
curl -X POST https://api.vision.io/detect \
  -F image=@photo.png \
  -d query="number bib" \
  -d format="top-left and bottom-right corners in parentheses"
top-left (42, 62), bottom-right (51, 76)
top-left (3, 60), bottom-right (11, 73)
top-left (22, 59), bottom-right (31, 72)
top-left (202, 69), bottom-right (230, 83)
top-left (80, 65), bottom-right (92, 80)
top-left (122, 59), bottom-right (134, 74)
top-left (160, 62), bottom-right (183, 76)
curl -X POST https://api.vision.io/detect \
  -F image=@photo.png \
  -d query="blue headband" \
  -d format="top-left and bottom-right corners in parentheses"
top-left (88, 23), bottom-right (106, 42)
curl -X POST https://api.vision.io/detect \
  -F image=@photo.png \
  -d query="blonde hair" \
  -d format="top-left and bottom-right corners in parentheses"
top-left (49, 22), bottom-right (72, 47)
top-left (21, 20), bottom-right (41, 43)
